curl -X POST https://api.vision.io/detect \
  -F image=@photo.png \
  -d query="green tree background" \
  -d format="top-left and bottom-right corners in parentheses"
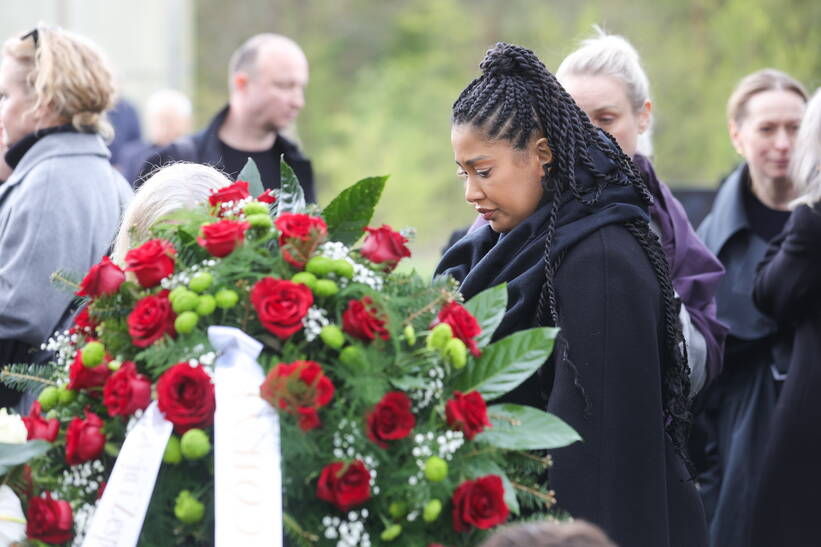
top-left (195, 0), bottom-right (820, 272)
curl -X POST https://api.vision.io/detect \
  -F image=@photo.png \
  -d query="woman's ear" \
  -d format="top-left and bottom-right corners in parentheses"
top-left (638, 100), bottom-right (652, 135)
top-left (535, 137), bottom-right (553, 166)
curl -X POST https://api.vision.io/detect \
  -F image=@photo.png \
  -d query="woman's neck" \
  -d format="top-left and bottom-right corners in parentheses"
top-left (749, 174), bottom-right (795, 211)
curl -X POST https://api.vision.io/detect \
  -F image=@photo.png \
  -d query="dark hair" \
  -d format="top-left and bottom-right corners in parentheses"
top-left (452, 42), bottom-right (692, 460)
top-left (480, 520), bottom-right (617, 547)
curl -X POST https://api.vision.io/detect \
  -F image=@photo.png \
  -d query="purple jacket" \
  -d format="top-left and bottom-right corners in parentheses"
top-left (467, 154), bottom-right (727, 383)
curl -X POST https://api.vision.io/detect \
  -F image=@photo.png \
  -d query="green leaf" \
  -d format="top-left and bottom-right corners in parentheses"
top-left (465, 459), bottom-right (520, 515)
top-left (476, 404), bottom-right (581, 450)
top-left (454, 327), bottom-right (558, 400)
top-left (323, 175), bottom-right (388, 246)
top-left (463, 283), bottom-right (508, 348)
top-left (0, 441), bottom-right (50, 474)
top-left (237, 157), bottom-right (264, 197)
top-left (276, 157), bottom-right (306, 215)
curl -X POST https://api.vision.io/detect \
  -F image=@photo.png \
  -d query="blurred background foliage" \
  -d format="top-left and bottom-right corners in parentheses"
top-left (195, 0), bottom-right (820, 271)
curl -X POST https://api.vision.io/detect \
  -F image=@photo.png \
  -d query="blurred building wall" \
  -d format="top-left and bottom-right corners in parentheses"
top-left (0, 0), bottom-right (194, 133)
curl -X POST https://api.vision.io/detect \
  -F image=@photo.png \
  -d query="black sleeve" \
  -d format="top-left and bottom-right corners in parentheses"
top-left (546, 226), bottom-right (688, 546)
top-left (754, 204), bottom-right (821, 322)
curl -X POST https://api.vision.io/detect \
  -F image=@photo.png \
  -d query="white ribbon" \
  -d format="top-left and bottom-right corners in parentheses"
top-left (210, 326), bottom-right (283, 547)
top-left (82, 402), bottom-right (173, 547)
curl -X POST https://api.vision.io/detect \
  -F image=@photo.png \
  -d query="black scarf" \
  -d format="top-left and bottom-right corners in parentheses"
top-left (4, 124), bottom-right (77, 169)
top-left (436, 136), bottom-right (649, 343)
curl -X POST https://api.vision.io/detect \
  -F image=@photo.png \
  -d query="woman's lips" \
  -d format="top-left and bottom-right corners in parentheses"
top-left (477, 208), bottom-right (496, 221)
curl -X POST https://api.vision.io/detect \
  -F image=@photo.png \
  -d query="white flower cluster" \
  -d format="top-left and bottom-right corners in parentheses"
top-left (318, 241), bottom-right (350, 260)
top-left (71, 501), bottom-right (99, 546)
top-left (302, 306), bottom-right (330, 342)
top-left (61, 459), bottom-right (105, 498)
top-left (219, 196), bottom-right (254, 218)
top-left (408, 431), bottom-right (465, 485)
top-left (351, 263), bottom-right (383, 291)
top-left (42, 329), bottom-right (79, 377)
top-left (160, 259), bottom-right (219, 290)
top-left (321, 508), bottom-right (371, 547)
top-left (409, 365), bottom-right (446, 411)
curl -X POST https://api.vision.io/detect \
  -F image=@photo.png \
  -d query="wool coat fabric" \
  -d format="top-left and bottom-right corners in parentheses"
top-left (749, 204), bottom-right (821, 546)
top-left (437, 134), bottom-right (707, 547)
top-left (0, 132), bottom-right (132, 405)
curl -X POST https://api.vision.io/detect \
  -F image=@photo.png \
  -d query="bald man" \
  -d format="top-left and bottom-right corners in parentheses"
top-left (138, 34), bottom-right (315, 201)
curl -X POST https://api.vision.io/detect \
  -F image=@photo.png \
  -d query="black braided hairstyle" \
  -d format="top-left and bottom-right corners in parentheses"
top-left (452, 42), bottom-right (692, 461)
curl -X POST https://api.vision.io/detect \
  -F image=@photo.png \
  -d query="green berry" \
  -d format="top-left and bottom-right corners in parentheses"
top-left (290, 272), bottom-right (317, 289)
top-left (180, 428), bottom-right (211, 460)
top-left (403, 325), bottom-right (416, 346)
top-left (168, 285), bottom-right (188, 303)
top-left (247, 213), bottom-right (273, 229)
top-left (107, 360), bottom-right (122, 372)
top-left (81, 341), bottom-right (105, 367)
top-left (423, 499), bottom-right (442, 522)
top-left (174, 311), bottom-right (199, 334)
top-left (163, 435), bottom-right (182, 464)
top-left (443, 338), bottom-right (468, 369)
top-left (58, 387), bottom-right (76, 405)
top-left (305, 256), bottom-right (334, 277)
top-left (194, 294), bottom-right (216, 316)
top-left (215, 289), bottom-right (239, 309)
top-left (319, 325), bottom-right (345, 350)
top-left (380, 524), bottom-right (402, 542)
top-left (388, 500), bottom-right (408, 519)
top-left (313, 279), bottom-right (339, 298)
top-left (172, 290), bottom-right (200, 313)
top-left (174, 490), bottom-right (205, 524)
top-left (339, 345), bottom-right (364, 370)
top-left (37, 386), bottom-right (59, 411)
top-left (424, 456), bottom-right (448, 482)
top-left (188, 272), bottom-right (213, 293)
top-left (243, 201), bottom-right (269, 216)
top-left (331, 259), bottom-right (354, 279)
top-left (426, 323), bottom-right (453, 351)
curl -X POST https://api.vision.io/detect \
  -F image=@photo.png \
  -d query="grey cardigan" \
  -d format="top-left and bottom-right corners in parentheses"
top-left (0, 132), bottom-right (132, 346)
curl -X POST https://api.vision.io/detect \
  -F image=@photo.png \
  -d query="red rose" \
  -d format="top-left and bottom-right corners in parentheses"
top-left (26, 492), bottom-right (73, 544)
top-left (260, 360), bottom-right (334, 431)
top-left (71, 307), bottom-right (98, 334)
top-left (258, 189), bottom-right (277, 204)
top-left (127, 290), bottom-right (176, 348)
top-left (360, 225), bottom-right (411, 272)
top-left (251, 278), bottom-right (313, 339)
top-left (445, 391), bottom-right (491, 440)
top-left (76, 256), bottom-right (125, 298)
top-left (157, 363), bottom-right (215, 434)
top-left (451, 475), bottom-right (509, 532)
top-left (65, 409), bottom-right (106, 465)
top-left (366, 391), bottom-right (415, 448)
top-left (342, 297), bottom-right (389, 342)
top-left (22, 402), bottom-right (59, 442)
top-left (209, 180), bottom-right (250, 206)
top-left (275, 213), bottom-right (328, 268)
top-left (197, 219), bottom-right (251, 257)
top-left (125, 239), bottom-right (176, 288)
top-left (316, 460), bottom-right (371, 511)
top-left (435, 302), bottom-right (482, 357)
top-left (103, 361), bottom-right (152, 417)
top-left (67, 350), bottom-right (111, 393)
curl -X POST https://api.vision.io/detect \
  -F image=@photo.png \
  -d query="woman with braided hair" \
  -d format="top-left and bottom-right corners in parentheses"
top-left (436, 43), bottom-right (707, 546)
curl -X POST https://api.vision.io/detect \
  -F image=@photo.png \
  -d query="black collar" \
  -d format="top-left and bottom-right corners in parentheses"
top-left (5, 124), bottom-right (77, 168)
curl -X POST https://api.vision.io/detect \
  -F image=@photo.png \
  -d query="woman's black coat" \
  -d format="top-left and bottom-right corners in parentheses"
top-left (749, 204), bottom-right (821, 546)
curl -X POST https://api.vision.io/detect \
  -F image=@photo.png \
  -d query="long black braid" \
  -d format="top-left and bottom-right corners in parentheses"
top-left (452, 42), bottom-right (692, 461)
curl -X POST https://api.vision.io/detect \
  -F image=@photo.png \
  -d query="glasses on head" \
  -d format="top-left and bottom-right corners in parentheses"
top-left (20, 28), bottom-right (39, 48)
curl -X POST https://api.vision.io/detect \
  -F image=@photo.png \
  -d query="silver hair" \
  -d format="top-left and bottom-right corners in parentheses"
top-left (556, 26), bottom-right (653, 156)
top-left (791, 88), bottom-right (821, 207)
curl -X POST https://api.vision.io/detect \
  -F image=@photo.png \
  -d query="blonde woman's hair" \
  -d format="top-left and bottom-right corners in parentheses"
top-left (111, 164), bottom-right (232, 265)
top-left (556, 26), bottom-right (654, 156)
top-left (727, 69), bottom-right (808, 126)
top-left (791, 88), bottom-right (821, 207)
top-left (2, 25), bottom-right (116, 138)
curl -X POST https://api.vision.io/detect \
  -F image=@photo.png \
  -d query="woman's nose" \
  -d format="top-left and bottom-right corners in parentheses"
top-left (464, 176), bottom-right (484, 203)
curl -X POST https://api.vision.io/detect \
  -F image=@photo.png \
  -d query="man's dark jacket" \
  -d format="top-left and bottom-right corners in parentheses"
top-left (136, 106), bottom-right (315, 202)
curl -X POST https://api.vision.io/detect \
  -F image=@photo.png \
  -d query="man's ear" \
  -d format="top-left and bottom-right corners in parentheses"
top-left (232, 72), bottom-right (249, 93)
top-left (535, 137), bottom-right (553, 165)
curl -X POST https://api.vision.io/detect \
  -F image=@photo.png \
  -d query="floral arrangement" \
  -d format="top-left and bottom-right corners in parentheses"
top-left (1, 161), bottom-right (579, 546)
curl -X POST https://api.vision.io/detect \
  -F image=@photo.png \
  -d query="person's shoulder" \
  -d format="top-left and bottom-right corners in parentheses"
top-left (560, 223), bottom-right (657, 285)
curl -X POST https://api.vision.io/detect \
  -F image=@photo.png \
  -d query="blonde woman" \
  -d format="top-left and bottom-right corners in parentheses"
top-left (111, 163), bottom-right (232, 265)
top-left (0, 25), bottom-right (132, 406)
top-left (749, 88), bottom-right (821, 546)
